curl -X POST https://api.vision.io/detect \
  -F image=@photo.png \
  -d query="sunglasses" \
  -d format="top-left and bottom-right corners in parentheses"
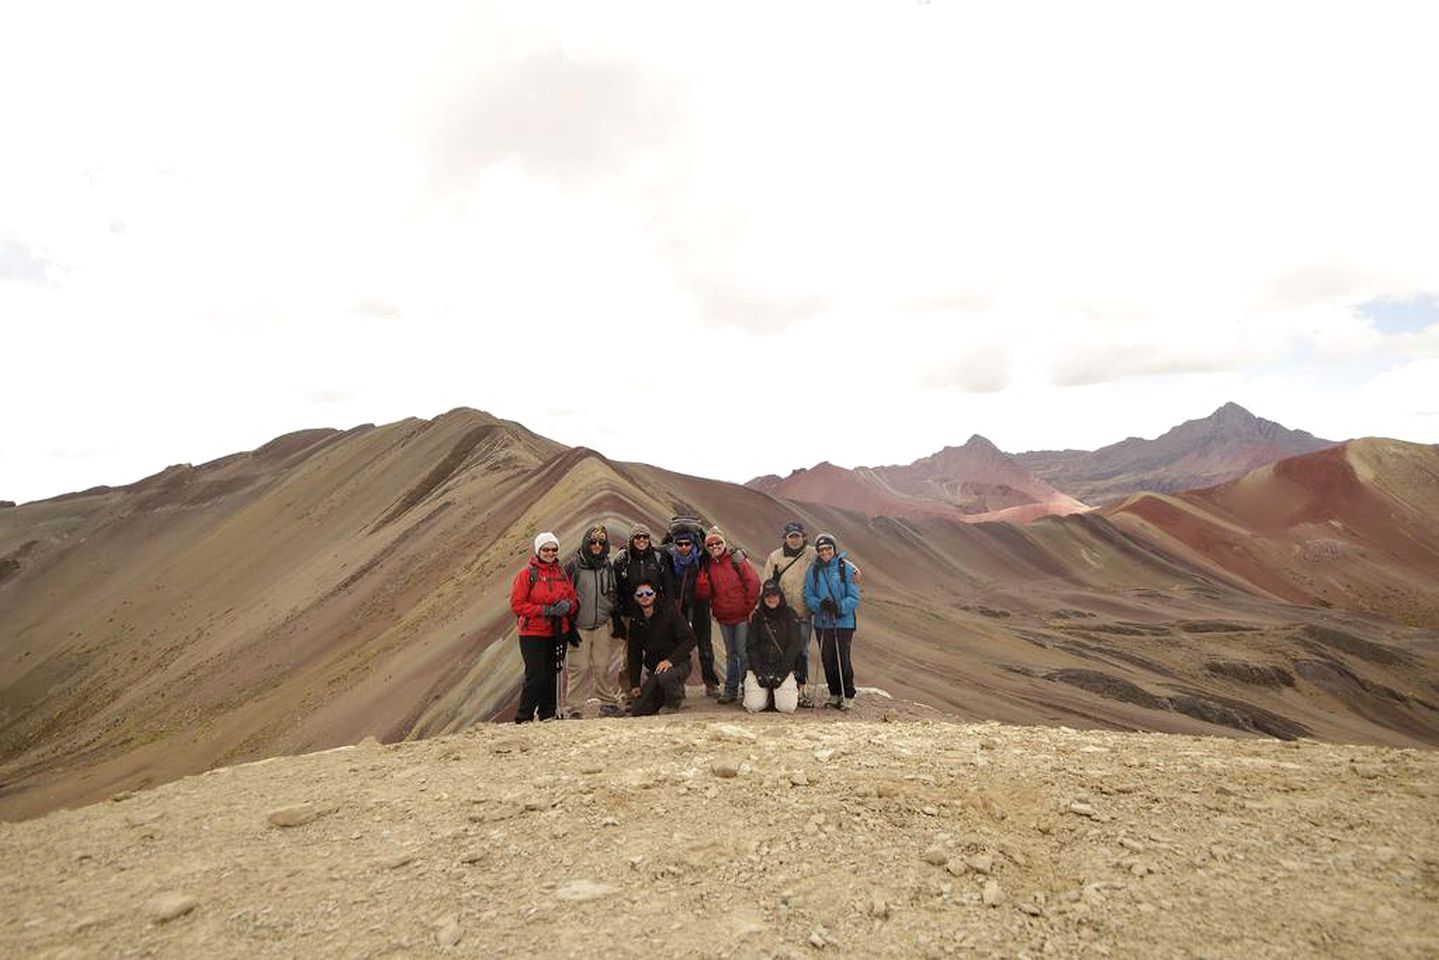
top-left (706, 542), bottom-right (724, 549)
top-left (633, 534), bottom-right (651, 541)
top-left (634, 588), bottom-right (656, 598)
top-left (587, 539), bottom-right (606, 546)
top-left (675, 540), bottom-right (694, 547)
top-left (816, 544), bottom-right (835, 551)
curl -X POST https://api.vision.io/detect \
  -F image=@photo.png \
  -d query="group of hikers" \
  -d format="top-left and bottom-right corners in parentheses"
top-left (508, 516), bottom-right (861, 722)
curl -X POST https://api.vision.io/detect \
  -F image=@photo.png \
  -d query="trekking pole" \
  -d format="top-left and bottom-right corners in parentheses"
top-left (551, 615), bottom-right (566, 719)
top-left (811, 627), bottom-right (823, 711)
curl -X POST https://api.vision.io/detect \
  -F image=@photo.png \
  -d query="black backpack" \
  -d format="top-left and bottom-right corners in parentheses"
top-left (663, 515), bottom-right (706, 546)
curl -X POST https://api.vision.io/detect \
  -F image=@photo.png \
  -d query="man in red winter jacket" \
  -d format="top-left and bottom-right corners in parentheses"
top-left (509, 531), bottom-right (581, 722)
top-left (694, 526), bottom-right (760, 704)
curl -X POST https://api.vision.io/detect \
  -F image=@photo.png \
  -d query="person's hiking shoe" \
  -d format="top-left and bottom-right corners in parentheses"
top-left (839, 697), bottom-right (855, 711)
top-left (797, 693), bottom-right (815, 709)
top-left (705, 684), bottom-right (721, 698)
top-left (826, 695), bottom-right (843, 709)
top-left (599, 703), bottom-right (624, 718)
top-left (564, 709), bottom-right (583, 720)
top-left (717, 694), bottom-right (738, 705)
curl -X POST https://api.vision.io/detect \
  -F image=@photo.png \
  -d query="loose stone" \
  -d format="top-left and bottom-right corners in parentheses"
top-left (921, 847), bottom-right (949, 866)
top-left (144, 893), bottom-right (198, 923)
top-left (436, 919), bottom-right (462, 947)
top-left (267, 803), bottom-right (317, 828)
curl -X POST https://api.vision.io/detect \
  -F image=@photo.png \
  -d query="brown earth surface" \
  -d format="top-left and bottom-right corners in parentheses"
top-left (2, 707), bottom-right (1436, 959)
top-left (3, 409), bottom-right (1438, 826)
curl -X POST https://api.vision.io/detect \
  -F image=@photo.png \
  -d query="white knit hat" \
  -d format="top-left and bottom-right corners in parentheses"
top-left (533, 531), bottom-right (560, 555)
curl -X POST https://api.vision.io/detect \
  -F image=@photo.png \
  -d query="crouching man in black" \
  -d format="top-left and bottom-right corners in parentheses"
top-left (627, 578), bottom-right (697, 716)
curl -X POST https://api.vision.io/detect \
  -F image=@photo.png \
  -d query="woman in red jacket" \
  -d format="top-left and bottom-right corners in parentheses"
top-left (694, 526), bottom-right (760, 704)
top-left (509, 531), bottom-right (581, 722)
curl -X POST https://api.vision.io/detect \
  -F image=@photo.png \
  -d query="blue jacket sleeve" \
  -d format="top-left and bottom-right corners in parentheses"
top-left (802, 568), bottom-right (822, 613)
top-left (840, 563), bottom-right (860, 616)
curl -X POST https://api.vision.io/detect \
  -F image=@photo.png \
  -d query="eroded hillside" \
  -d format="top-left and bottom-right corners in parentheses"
top-left (3, 411), bottom-right (1438, 823)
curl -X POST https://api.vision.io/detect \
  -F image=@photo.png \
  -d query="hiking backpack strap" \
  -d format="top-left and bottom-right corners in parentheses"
top-left (773, 552), bottom-right (802, 583)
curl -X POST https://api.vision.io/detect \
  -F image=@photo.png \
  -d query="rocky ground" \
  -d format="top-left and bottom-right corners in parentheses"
top-left (3, 695), bottom-right (1437, 959)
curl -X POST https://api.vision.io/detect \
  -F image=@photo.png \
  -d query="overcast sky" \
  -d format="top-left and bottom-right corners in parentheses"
top-left (3, 2), bottom-right (1437, 505)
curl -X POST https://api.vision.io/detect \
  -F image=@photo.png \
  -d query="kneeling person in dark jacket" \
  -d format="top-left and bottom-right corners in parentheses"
top-left (744, 580), bottom-right (805, 713)
top-left (627, 578), bottom-right (698, 716)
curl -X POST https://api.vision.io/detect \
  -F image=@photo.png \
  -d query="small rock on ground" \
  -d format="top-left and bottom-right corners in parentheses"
top-left (144, 893), bottom-right (198, 923)
top-left (266, 803), bottom-right (317, 827)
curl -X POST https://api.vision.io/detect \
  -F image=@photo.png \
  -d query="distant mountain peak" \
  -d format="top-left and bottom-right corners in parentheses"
top-left (1014, 403), bottom-right (1336, 504)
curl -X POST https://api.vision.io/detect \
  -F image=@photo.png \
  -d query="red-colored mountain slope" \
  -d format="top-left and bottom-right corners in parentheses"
top-left (1107, 439), bottom-right (1439, 628)
top-left (748, 435), bottom-right (1088, 523)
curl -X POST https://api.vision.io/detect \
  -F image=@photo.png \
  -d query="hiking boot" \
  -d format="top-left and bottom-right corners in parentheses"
top-left (717, 694), bottom-right (738, 705)
top-left (598, 704), bottom-right (624, 718)
top-left (826, 695), bottom-right (843, 709)
top-left (705, 684), bottom-right (722, 698)
top-left (564, 709), bottom-right (583, 720)
top-left (797, 693), bottom-right (815, 709)
top-left (839, 697), bottom-right (855, 711)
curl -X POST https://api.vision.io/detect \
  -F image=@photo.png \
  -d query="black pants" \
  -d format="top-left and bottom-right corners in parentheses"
top-left (516, 635), bottom-right (566, 722)
top-left (818, 627), bottom-right (856, 699)
top-left (631, 661), bottom-right (691, 716)
top-left (683, 600), bottom-right (720, 687)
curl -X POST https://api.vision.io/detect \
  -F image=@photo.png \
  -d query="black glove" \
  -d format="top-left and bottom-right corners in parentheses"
top-left (820, 598), bottom-right (839, 616)
top-left (611, 621), bottom-right (627, 640)
top-left (566, 631), bottom-right (582, 648)
top-left (542, 599), bottom-right (573, 617)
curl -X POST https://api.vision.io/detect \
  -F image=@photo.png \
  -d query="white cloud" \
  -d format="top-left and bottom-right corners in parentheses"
top-left (2, 2), bottom-right (1438, 503)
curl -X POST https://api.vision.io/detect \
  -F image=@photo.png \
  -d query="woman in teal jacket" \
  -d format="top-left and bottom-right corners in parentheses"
top-left (803, 532), bottom-right (861, 710)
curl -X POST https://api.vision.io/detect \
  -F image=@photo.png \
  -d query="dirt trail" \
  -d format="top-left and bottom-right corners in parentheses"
top-left (3, 701), bottom-right (1436, 959)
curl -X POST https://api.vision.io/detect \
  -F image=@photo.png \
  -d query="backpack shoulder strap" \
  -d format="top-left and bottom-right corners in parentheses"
top-left (774, 553), bottom-right (802, 581)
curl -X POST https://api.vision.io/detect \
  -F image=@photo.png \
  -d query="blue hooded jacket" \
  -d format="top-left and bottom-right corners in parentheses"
top-left (804, 550), bottom-right (860, 629)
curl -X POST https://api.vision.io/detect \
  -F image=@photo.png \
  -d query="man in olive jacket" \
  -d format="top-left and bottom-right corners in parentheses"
top-left (627, 578), bottom-right (698, 716)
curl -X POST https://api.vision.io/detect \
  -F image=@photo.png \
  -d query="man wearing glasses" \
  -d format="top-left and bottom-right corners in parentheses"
top-left (613, 523), bottom-right (674, 629)
top-left (763, 522), bottom-right (818, 708)
top-left (611, 523), bottom-right (675, 714)
top-left (561, 523), bottom-right (625, 718)
top-left (663, 518), bottom-right (723, 698)
top-left (508, 532), bottom-right (580, 722)
top-left (626, 578), bottom-right (697, 716)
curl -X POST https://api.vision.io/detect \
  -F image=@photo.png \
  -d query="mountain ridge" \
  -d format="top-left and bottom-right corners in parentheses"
top-left (3, 408), bottom-right (1437, 824)
top-left (746, 434), bottom-right (1087, 523)
top-left (1015, 402), bottom-right (1337, 504)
